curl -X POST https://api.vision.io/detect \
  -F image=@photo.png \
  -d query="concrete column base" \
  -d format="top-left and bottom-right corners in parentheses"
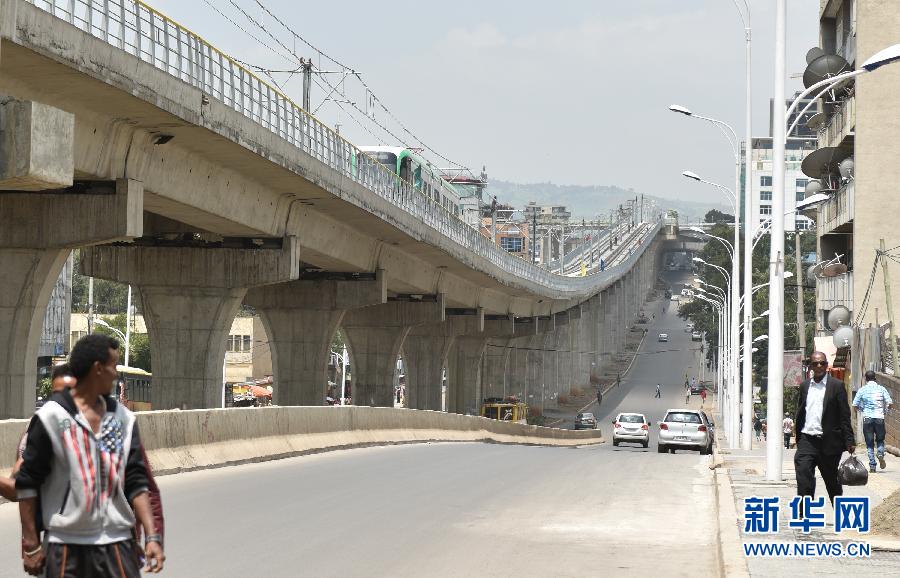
top-left (447, 337), bottom-right (487, 415)
top-left (140, 285), bottom-right (245, 409)
top-left (258, 308), bottom-right (345, 406)
top-left (0, 248), bottom-right (69, 418)
top-left (344, 325), bottom-right (409, 407)
top-left (403, 334), bottom-right (453, 411)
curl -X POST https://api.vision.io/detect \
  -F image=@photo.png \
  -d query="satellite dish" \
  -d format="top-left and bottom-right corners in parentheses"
top-left (822, 263), bottom-right (849, 277)
top-left (806, 112), bottom-right (827, 131)
top-left (803, 54), bottom-right (851, 88)
top-left (833, 325), bottom-right (854, 348)
top-left (838, 157), bottom-right (855, 179)
top-left (827, 305), bottom-right (851, 330)
top-left (806, 47), bottom-right (827, 64)
top-left (804, 179), bottom-right (824, 196)
top-left (801, 146), bottom-right (851, 179)
top-left (807, 264), bottom-right (821, 285)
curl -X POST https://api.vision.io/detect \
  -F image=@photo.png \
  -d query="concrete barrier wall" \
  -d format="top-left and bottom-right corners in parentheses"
top-left (876, 373), bottom-right (900, 450)
top-left (2, 407), bottom-right (603, 476)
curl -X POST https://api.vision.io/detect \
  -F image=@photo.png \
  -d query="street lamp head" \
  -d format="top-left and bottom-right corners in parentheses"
top-left (754, 334), bottom-right (769, 342)
top-left (682, 170), bottom-right (702, 181)
top-left (861, 43), bottom-right (900, 72)
top-left (784, 271), bottom-right (794, 279)
top-left (760, 310), bottom-right (770, 317)
top-left (669, 104), bottom-right (693, 116)
top-left (692, 257), bottom-right (704, 263)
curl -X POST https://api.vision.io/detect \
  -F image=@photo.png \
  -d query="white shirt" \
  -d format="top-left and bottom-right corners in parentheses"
top-left (801, 374), bottom-right (828, 436)
top-left (783, 417), bottom-right (794, 435)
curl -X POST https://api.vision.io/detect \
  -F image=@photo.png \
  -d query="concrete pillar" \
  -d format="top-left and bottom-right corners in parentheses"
top-left (482, 338), bottom-right (512, 400)
top-left (0, 179), bottom-right (142, 417)
top-left (81, 241), bottom-right (297, 409)
top-left (342, 298), bottom-right (444, 407)
top-left (244, 272), bottom-right (386, 406)
top-left (445, 315), bottom-right (515, 415)
top-left (403, 310), bottom-right (483, 411)
top-left (403, 333), bottom-right (454, 411)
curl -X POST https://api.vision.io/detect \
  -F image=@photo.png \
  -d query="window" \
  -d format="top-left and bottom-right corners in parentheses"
top-left (796, 191), bottom-right (805, 202)
top-left (796, 178), bottom-right (808, 190)
top-left (760, 206), bottom-right (772, 215)
top-left (760, 176), bottom-right (773, 187)
top-left (500, 236), bottom-right (523, 252)
top-left (227, 335), bottom-right (252, 352)
top-left (796, 219), bottom-right (811, 231)
top-left (760, 191), bottom-right (772, 201)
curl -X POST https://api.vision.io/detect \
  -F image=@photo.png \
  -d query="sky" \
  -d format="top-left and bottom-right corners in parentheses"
top-left (149, 0), bottom-right (821, 206)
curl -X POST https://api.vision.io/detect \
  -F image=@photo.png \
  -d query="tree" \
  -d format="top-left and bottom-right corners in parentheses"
top-left (93, 313), bottom-right (151, 372)
top-left (71, 250), bottom-right (136, 314)
top-left (704, 209), bottom-right (735, 224)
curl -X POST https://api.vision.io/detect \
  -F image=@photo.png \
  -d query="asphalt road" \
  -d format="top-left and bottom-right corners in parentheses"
top-left (0, 271), bottom-right (718, 577)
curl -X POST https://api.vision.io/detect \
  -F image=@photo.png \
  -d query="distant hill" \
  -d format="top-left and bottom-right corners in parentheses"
top-left (486, 180), bottom-right (727, 223)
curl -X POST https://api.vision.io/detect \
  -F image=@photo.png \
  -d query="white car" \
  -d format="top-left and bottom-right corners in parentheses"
top-left (657, 409), bottom-right (713, 454)
top-left (612, 413), bottom-right (650, 448)
top-left (670, 295), bottom-right (680, 302)
top-left (658, 333), bottom-right (669, 342)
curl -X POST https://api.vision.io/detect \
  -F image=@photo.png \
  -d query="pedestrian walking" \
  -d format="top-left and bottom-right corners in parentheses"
top-left (654, 383), bottom-right (661, 399)
top-left (700, 388), bottom-right (707, 407)
top-left (794, 351), bottom-right (855, 506)
top-left (616, 373), bottom-right (621, 388)
top-left (596, 388), bottom-right (603, 407)
top-left (754, 416), bottom-right (762, 441)
top-left (684, 383), bottom-right (691, 405)
top-left (15, 335), bottom-right (165, 576)
top-left (783, 415), bottom-right (794, 449)
top-left (762, 421), bottom-right (768, 440)
top-left (852, 370), bottom-right (894, 473)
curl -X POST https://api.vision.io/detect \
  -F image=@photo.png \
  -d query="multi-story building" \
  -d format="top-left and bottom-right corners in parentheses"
top-left (810, 1), bottom-right (900, 345)
top-left (747, 137), bottom-right (817, 233)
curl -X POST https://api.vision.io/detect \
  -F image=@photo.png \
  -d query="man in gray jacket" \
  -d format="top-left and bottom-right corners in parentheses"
top-left (16, 334), bottom-right (165, 576)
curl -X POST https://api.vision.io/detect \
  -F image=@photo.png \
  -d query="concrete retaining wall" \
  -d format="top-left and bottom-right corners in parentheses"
top-left (2, 407), bottom-right (603, 476)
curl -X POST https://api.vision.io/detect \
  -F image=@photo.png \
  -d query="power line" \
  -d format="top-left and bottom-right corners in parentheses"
top-left (250, 0), bottom-right (472, 172)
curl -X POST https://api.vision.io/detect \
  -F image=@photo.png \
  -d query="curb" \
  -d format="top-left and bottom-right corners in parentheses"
top-left (711, 411), bottom-right (750, 578)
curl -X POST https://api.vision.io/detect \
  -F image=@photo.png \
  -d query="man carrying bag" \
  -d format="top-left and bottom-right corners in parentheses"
top-left (794, 352), bottom-right (856, 507)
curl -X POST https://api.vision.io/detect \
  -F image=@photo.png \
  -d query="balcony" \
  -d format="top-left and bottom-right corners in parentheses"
top-left (817, 270), bottom-right (853, 313)
top-left (817, 181), bottom-right (854, 235)
top-left (819, 94), bottom-right (855, 150)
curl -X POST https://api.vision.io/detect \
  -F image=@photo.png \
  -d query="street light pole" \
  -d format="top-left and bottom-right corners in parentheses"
top-left (766, 0), bottom-right (787, 482)
top-left (740, 1), bottom-right (755, 452)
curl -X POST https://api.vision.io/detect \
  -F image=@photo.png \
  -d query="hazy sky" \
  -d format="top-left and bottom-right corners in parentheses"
top-left (150, 0), bottom-right (820, 205)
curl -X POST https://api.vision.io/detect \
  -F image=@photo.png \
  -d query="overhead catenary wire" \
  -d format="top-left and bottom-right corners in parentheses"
top-left (249, 0), bottom-right (473, 173)
top-left (223, 0), bottom-right (413, 151)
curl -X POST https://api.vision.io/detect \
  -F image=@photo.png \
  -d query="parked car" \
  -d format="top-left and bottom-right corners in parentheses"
top-left (690, 382), bottom-right (707, 395)
top-left (701, 411), bottom-right (716, 444)
top-left (670, 295), bottom-right (680, 302)
top-left (658, 333), bottom-right (669, 342)
top-left (657, 409), bottom-right (713, 454)
top-left (575, 412), bottom-right (597, 430)
top-left (691, 331), bottom-right (703, 341)
top-left (685, 322), bottom-right (694, 333)
top-left (612, 412), bottom-right (650, 448)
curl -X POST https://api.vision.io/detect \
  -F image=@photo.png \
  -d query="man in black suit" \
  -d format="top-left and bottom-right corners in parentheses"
top-left (794, 351), bottom-right (856, 504)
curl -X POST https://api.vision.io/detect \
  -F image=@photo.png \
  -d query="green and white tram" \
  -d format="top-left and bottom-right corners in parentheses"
top-left (358, 146), bottom-right (462, 217)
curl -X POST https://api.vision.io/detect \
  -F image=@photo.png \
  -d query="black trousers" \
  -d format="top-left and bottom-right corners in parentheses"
top-left (794, 433), bottom-right (843, 504)
top-left (44, 540), bottom-right (142, 578)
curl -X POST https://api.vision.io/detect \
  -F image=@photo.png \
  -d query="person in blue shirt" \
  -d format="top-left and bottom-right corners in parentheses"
top-left (852, 371), bottom-right (894, 473)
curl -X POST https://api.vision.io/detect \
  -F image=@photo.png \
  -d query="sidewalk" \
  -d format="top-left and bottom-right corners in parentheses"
top-left (712, 405), bottom-right (900, 576)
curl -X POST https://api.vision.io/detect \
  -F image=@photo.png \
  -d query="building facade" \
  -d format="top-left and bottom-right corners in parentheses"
top-left (811, 1), bottom-right (900, 350)
top-left (748, 137), bottom-right (817, 233)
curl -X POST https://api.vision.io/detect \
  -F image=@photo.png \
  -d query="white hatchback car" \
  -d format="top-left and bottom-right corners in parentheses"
top-left (612, 413), bottom-right (650, 448)
top-left (657, 409), bottom-right (713, 454)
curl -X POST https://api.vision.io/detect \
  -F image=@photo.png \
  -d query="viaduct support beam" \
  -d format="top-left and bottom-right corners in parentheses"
top-left (0, 179), bottom-right (142, 418)
top-left (243, 272), bottom-right (386, 406)
top-left (444, 315), bottom-right (515, 415)
top-left (482, 338), bottom-right (512, 401)
top-left (342, 298), bottom-right (445, 407)
top-left (81, 242), bottom-right (297, 409)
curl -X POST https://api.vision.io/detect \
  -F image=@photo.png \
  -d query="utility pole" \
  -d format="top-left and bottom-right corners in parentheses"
top-left (87, 277), bottom-right (95, 334)
top-left (532, 212), bottom-right (537, 265)
top-left (490, 196), bottom-right (497, 246)
top-left (301, 59), bottom-right (312, 112)
top-left (881, 238), bottom-right (900, 370)
top-left (795, 232), bottom-right (806, 357)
